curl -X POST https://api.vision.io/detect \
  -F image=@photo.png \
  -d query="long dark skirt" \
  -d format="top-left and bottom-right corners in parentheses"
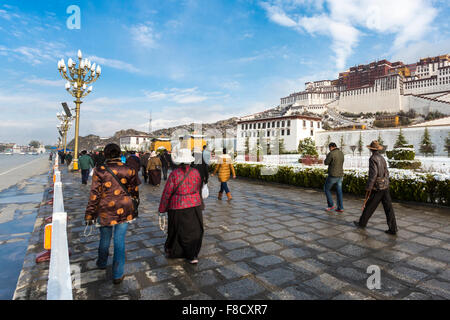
top-left (165, 206), bottom-right (204, 260)
top-left (148, 169), bottom-right (161, 185)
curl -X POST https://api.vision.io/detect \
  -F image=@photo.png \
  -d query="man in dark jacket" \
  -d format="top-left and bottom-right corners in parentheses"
top-left (140, 151), bottom-right (150, 183)
top-left (160, 149), bottom-right (172, 180)
top-left (79, 150), bottom-right (94, 184)
top-left (65, 152), bottom-right (73, 166)
top-left (323, 142), bottom-right (345, 212)
top-left (354, 140), bottom-right (398, 235)
top-left (59, 151), bottom-right (65, 164)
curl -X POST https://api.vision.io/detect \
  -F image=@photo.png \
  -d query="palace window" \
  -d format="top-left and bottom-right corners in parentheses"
top-left (277, 121), bottom-right (280, 128)
top-left (282, 121), bottom-right (285, 127)
top-left (281, 129), bottom-right (285, 136)
top-left (258, 123), bottom-right (261, 129)
top-left (287, 120), bottom-right (291, 127)
top-left (287, 129), bottom-right (290, 136)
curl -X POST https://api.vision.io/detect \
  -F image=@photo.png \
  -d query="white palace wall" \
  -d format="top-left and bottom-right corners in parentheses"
top-left (315, 126), bottom-right (450, 157)
top-left (337, 88), bottom-right (403, 113)
top-left (402, 95), bottom-right (450, 115)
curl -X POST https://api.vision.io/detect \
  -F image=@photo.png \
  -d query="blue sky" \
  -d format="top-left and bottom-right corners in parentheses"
top-left (0, 0), bottom-right (449, 145)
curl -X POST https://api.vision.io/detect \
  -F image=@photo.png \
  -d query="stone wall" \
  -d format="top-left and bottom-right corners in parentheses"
top-left (315, 126), bottom-right (450, 157)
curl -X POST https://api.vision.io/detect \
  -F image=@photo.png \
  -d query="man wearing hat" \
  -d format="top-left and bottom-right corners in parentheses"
top-left (354, 140), bottom-right (398, 235)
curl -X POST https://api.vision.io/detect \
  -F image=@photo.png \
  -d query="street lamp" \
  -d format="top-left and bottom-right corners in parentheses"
top-left (57, 49), bottom-right (101, 170)
top-left (57, 111), bottom-right (74, 154)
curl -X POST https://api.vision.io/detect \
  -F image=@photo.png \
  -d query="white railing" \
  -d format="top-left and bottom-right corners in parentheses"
top-left (46, 154), bottom-right (73, 300)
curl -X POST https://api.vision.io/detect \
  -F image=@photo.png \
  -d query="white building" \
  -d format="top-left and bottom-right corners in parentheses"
top-left (280, 54), bottom-right (450, 115)
top-left (119, 135), bottom-right (151, 152)
top-left (237, 115), bottom-right (323, 153)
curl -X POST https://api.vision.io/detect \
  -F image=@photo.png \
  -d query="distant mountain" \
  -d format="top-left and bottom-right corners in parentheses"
top-left (66, 117), bottom-right (240, 151)
top-left (150, 117), bottom-right (239, 137)
top-left (67, 129), bottom-right (149, 151)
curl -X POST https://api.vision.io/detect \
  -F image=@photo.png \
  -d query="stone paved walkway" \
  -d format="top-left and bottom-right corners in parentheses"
top-left (14, 167), bottom-right (450, 300)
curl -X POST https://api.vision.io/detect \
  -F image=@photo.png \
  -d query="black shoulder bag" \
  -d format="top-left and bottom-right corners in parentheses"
top-left (104, 165), bottom-right (140, 215)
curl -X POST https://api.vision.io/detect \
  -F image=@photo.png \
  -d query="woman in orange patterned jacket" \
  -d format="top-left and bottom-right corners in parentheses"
top-left (85, 143), bottom-right (140, 284)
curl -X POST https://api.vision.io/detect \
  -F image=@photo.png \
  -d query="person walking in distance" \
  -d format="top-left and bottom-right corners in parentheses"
top-left (140, 151), bottom-right (150, 183)
top-left (79, 150), bottom-right (95, 185)
top-left (159, 148), bottom-right (204, 264)
top-left (354, 140), bottom-right (398, 235)
top-left (65, 152), bottom-right (73, 166)
top-left (126, 151), bottom-right (142, 185)
top-left (212, 148), bottom-right (236, 200)
top-left (84, 143), bottom-right (140, 284)
top-left (147, 151), bottom-right (162, 186)
top-left (323, 142), bottom-right (345, 213)
top-left (160, 149), bottom-right (170, 181)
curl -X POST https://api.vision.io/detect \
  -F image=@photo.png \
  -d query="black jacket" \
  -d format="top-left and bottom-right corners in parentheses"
top-left (366, 151), bottom-right (389, 191)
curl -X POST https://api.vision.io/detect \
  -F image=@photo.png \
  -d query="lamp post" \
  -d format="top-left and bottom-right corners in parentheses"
top-left (57, 49), bottom-right (101, 170)
top-left (57, 112), bottom-right (73, 153)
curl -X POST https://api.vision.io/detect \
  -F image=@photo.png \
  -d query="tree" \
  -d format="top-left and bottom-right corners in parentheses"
top-left (445, 133), bottom-right (450, 157)
top-left (298, 137), bottom-right (319, 157)
top-left (377, 132), bottom-right (386, 154)
top-left (29, 140), bottom-right (40, 148)
top-left (419, 127), bottom-right (435, 157)
top-left (394, 128), bottom-right (408, 148)
top-left (279, 139), bottom-right (286, 154)
top-left (357, 132), bottom-right (364, 156)
top-left (339, 135), bottom-right (346, 154)
top-left (244, 137), bottom-right (250, 155)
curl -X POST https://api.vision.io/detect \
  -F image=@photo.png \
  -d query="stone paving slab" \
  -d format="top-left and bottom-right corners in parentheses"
top-left (13, 168), bottom-right (450, 300)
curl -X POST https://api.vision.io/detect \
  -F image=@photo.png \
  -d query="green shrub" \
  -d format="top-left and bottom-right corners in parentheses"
top-left (388, 160), bottom-right (421, 169)
top-left (229, 163), bottom-right (449, 206)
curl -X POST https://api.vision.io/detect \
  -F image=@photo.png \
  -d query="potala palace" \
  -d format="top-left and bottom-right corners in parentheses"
top-left (236, 54), bottom-right (450, 155)
top-left (280, 54), bottom-right (450, 115)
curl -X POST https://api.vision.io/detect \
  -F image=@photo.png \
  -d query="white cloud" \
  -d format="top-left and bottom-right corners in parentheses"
top-left (260, 0), bottom-right (440, 70)
top-left (220, 81), bottom-right (241, 90)
top-left (129, 23), bottom-right (160, 48)
top-left (86, 55), bottom-right (141, 74)
top-left (25, 78), bottom-right (65, 87)
top-left (260, 2), bottom-right (297, 27)
top-left (143, 87), bottom-right (211, 104)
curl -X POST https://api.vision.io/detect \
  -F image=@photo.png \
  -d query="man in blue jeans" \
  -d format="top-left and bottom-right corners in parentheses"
top-left (324, 142), bottom-right (345, 213)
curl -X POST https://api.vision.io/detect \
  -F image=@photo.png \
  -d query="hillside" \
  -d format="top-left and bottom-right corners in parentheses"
top-left (66, 117), bottom-right (240, 151)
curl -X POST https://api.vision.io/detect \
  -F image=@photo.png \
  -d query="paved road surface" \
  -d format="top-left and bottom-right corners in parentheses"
top-left (14, 167), bottom-right (450, 300)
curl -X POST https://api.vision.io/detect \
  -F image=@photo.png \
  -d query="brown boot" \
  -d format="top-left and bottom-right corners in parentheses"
top-left (226, 192), bottom-right (232, 200)
top-left (218, 192), bottom-right (223, 200)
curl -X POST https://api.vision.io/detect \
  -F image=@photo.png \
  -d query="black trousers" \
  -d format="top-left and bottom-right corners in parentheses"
top-left (358, 189), bottom-right (398, 232)
top-left (141, 166), bottom-right (148, 182)
top-left (81, 169), bottom-right (90, 184)
top-left (162, 165), bottom-right (168, 180)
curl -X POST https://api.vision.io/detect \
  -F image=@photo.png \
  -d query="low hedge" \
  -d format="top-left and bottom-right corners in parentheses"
top-left (209, 162), bottom-right (449, 206)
